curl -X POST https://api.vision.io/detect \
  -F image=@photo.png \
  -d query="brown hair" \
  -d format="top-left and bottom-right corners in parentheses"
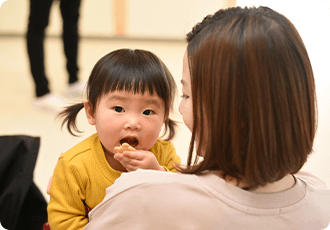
top-left (180, 6), bottom-right (317, 189)
top-left (59, 49), bottom-right (177, 141)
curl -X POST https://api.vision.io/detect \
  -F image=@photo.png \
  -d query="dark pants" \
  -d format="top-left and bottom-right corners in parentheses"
top-left (26, 0), bottom-right (81, 97)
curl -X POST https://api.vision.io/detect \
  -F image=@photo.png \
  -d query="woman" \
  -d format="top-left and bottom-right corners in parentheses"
top-left (84, 6), bottom-right (330, 229)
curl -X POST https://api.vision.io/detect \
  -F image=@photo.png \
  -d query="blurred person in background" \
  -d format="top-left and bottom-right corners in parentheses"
top-left (26, 0), bottom-right (85, 112)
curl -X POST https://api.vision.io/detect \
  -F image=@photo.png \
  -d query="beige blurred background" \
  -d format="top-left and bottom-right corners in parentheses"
top-left (0, 0), bottom-right (329, 201)
top-left (0, 0), bottom-right (236, 38)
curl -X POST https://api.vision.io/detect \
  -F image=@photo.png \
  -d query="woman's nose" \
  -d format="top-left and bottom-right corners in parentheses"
top-left (124, 117), bottom-right (142, 130)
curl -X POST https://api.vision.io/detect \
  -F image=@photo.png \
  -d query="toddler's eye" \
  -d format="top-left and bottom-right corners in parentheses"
top-left (143, 110), bottom-right (154, 115)
top-left (114, 106), bottom-right (125, 113)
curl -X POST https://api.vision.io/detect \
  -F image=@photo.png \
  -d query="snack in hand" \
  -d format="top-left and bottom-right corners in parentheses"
top-left (114, 143), bottom-right (136, 153)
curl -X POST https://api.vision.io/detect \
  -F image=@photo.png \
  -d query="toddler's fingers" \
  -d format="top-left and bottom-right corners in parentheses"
top-left (122, 150), bottom-right (146, 160)
top-left (113, 152), bottom-right (123, 160)
top-left (114, 153), bottom-right (137, 168)
top-left (124, 162), bottom-right (139, 172)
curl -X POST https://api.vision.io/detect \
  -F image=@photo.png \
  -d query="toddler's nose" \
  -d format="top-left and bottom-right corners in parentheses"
top-left (124, 117), bottom-right (142, 130)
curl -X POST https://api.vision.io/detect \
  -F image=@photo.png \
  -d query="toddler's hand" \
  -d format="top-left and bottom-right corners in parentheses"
top-left (114, 149), bottom-right (165, 172)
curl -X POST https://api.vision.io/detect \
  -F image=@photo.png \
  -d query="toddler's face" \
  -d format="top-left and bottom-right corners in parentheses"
top-left (85, 90), bottom-right (165, 154)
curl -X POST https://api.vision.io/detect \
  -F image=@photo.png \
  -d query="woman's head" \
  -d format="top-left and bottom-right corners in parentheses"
top-left (181, 6), bottom-right (317, 189)
top-left (61, 49), bottom-right (177, 142)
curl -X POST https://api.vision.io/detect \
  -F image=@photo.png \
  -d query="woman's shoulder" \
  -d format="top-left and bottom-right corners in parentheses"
top-left (104, 170), bottom-right (197, 195)
top-left (295, 171), bottom-right (329, 190)
top-left (293, 171), bottom-right (330, 227)
top-left (116, 169), bottom-right (191, 185)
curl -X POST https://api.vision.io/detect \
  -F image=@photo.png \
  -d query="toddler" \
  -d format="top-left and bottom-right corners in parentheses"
top-left (47, 49), bottom-right (180, 230)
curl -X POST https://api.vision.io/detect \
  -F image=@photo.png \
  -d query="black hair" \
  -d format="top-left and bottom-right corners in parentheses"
top-left (59, 49), bottom-right (177, 141)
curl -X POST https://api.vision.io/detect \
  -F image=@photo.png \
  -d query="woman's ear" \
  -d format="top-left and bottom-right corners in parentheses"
top-left (84, 100), bottom-right (96, 125)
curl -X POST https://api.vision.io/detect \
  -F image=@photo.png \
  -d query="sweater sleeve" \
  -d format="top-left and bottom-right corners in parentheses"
top-left (160, 142), bottom-right (181, 172)
top-left (48, 156), bottom-right (88, 230)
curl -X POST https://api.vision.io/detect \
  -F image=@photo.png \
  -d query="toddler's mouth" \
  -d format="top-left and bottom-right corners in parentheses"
top-left (120, 137), bottom-right (139, 148)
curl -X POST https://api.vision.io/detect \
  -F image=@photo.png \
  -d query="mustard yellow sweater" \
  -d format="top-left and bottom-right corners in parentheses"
top-left (48, 133), bottom-right (180, 230)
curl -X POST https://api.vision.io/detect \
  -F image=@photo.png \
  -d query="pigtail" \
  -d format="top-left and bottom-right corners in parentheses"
top-left (162, 118), bottom-right (178, 141)
top-left (58, 103), bottom-right (85, 136)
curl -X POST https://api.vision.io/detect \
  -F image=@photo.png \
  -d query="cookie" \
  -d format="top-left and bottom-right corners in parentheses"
top-left (114, 143), bottom-right (136, 153)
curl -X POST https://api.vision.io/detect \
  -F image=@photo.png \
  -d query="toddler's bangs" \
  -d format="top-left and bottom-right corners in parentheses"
top-left (103, 61), bottom-right (170, 101)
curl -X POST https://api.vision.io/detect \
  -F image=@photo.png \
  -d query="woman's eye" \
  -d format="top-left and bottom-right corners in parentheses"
top-left (114, 106), bottom-right (125, 113)
top-left (143, 110), bottom-right (154, 115)
top-left (181, 94), bottom-right (189, 99)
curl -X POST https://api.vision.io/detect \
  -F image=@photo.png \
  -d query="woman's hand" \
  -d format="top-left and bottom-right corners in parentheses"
top-left (114, 150), bottom-right (165, 172)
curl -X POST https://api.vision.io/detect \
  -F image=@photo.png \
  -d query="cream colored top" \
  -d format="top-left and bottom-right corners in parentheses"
top-left (85, 170), bottom-right (330, 230)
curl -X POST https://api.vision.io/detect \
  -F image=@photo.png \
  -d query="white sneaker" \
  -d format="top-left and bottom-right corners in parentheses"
top-left (34, 93), bottom-right (67, 113)
top-left (65, 81), bottom-right (86, 98)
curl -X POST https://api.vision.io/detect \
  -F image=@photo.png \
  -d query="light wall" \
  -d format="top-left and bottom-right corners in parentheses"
top-left (0, 0), bottom-right (236, 39)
